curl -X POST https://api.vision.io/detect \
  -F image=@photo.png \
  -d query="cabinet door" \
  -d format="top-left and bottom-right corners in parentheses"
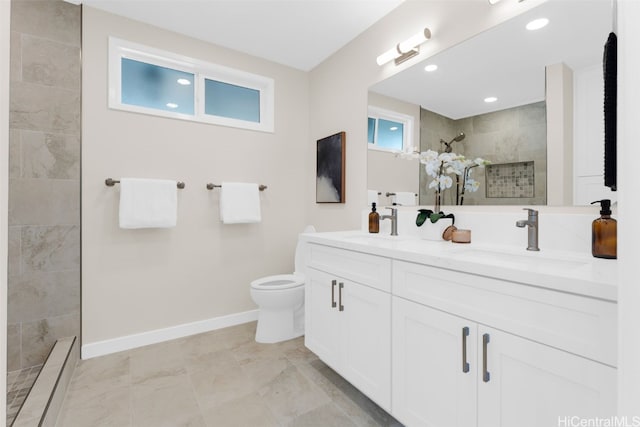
top-left (341, 280), bottom-right (392, 411)
top-left (478, 325), bottom-right (617, 427)
top-left (392, 297), bottom-right (477, 427)
top-left (305, 268), bottom-right (341, 368)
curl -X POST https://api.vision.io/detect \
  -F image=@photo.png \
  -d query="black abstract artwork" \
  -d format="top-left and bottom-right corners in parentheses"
top-left (316, 132), bottom-right (345, 203)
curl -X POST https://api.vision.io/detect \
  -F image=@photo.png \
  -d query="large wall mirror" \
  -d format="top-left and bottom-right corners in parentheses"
top-left (368, 0), bottom-right (615, 207)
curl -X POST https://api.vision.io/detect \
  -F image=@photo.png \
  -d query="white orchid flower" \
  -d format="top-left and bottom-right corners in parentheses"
top-left (465, 179), bottom-right (480, 192)
top-left (439, 175), bottom-right (453, 189)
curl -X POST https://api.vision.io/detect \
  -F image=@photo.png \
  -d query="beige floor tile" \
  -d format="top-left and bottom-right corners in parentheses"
top-left (184, 346), bottom-right (239, 376)
top-left (131, 373), bottom-right (205, 427)
top-left (189, 362), bottom-right (256, 409)
top-left (233, 339), bottom-right (285, 365)
top-left (242, 354), bottom-right (292, 390)
top-left (52, 322), bottom-right (400, 427)
top-left (277, 337), bottom-right (319, 366)
top-left (295, 359), bottom-right (399, 427)
top-left (258, 364), bottom-right (332, 424)
top-left (70, 351), bottom-right (129, 387)
top-left (130, 339), bottom-right (186, 384)
top-left (200, 392), bottom-right (280, 427)
top-left (286, 402), bottom-right (357, 427)
top-left (55, 385), bottom-right (131, 427)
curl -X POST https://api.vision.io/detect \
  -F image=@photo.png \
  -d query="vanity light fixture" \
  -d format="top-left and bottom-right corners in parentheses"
top-left (526, 17), bottom-right (549, 31)
top-left (484, 96), bottom-right (498, 103)
top-left (376, 28), bottom-right (432, 66)
top-left (424, 64), bottom-right (438, 72)
top-left (176, 78), bottom-right (191, 85)
top-left (166, 102), bottom-right (179, 109)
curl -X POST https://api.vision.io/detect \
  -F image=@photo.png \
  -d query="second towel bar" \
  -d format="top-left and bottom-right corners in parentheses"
top-left (206, 183), bottom-right (267, 191)
top-left (105, 178), bottom-right (185, 189)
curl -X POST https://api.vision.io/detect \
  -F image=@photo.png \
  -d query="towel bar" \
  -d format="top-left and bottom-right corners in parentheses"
top-left (386, 192), bottom-right (417, 197)
top-left (105, 178), bottom-right (185, 189)
top-left (206, 183), bottom-right (267, 191)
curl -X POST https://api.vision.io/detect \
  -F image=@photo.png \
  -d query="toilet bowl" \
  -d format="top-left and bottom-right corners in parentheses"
top-left (250, 226), bottom-right (314, 343)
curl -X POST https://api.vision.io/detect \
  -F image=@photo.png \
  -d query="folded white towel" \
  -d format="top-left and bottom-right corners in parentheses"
top-left (119, 178), bottom-right (178, 229)
top-left (220, 182), bottom-right (262, 224)
top-left (367, 190), bottom-right (379, 207)
top-left (394, 192), bottom-right (417, 206)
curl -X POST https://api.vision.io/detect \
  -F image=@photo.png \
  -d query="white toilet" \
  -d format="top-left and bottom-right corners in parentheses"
top-left (250, 226), bottom-right (314, 343)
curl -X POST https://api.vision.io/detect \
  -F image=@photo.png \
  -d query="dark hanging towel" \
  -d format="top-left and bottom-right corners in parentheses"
top-left (603, 32), bottom-right (617, 191)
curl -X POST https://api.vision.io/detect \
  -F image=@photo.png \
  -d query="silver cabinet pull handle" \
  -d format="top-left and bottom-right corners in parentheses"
top-left (339, 282), bottom-right (344, 311)
top-left (482, 333), bottom-right (491, 382)
top-left (331, 280), bottom-right (337, 308)
top-left (462, 327), bottom-right (470, 373)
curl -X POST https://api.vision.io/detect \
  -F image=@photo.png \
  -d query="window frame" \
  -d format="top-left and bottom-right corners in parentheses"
top-left (367, 106), bottom-right (414, 153)
top-left (108, 37), bottom-right (275, 133)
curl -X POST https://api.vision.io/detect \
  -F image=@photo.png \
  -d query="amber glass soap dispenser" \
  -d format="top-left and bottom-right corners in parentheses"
top-left (590, 199), bottom-right (617, 259)
top-left (369, 203), bottom-right (380, 233)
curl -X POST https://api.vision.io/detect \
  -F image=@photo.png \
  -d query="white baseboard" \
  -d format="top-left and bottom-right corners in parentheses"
top-left (81, 309), bottom-right (258, 359)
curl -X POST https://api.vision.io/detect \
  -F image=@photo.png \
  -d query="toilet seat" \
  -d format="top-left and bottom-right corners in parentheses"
top-left (251, 274), bottom-right (304, 291)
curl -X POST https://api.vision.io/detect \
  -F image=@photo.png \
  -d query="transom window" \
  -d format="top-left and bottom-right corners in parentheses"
top-left (109, 37), bottom-right (274, 132)
top-left (367, 106), bottom-right (414, 153)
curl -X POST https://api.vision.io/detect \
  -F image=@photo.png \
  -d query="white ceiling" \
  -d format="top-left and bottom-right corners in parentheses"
top-left (370, 0), bottom-right (613, 119)
top-left (81, 0), bottom-right (404, 71)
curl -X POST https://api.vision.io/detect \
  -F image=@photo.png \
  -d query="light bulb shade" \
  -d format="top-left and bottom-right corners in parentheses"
top-left (398, 28), bottom-right (432, 53)
top-left (377, 27), bottom-right (432, 66)
top-left (376, 46), bottom-right (401, 66)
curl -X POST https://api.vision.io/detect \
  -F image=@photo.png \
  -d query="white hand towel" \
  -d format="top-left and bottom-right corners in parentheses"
top-left (367, 190), bottom-right (379, 207)
top-left (220, 182), bottom-right (262, 224)
top-left (119, 178), bottom-right (177, 229)
top-left (394, 192), bottom-right (417, 206)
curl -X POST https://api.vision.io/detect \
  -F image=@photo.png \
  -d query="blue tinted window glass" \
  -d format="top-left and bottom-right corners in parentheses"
top-left (377, 119), bottom-right (404, 150)
top-left (121, 58), bottom-right (194, 115)
top-left (367, 117), bottom-right (376, 144)
top-left (204, 79), bottom-right (260, 123)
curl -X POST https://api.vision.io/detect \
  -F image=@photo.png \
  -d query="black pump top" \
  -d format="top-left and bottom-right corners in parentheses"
top-left (591, 199), bottom-right (612, 215)
top-left (371, 202), bottom-right (377, 212)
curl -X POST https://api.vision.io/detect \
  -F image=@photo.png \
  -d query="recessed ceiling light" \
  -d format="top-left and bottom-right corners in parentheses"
top-left (484, 97), bottom-right (498, 103)
top-left (390, 126), bottom-right (399, 131)
top-left (526, 18), bottom-right (549, 31)
top-left (424, 64), bottom-right (438, 72)
top-left (166, 102), bottom-right (179, 109)
top-left (177, 78), bottom-right (191, 85)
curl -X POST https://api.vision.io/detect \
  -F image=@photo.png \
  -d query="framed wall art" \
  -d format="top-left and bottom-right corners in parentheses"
top-left (316, 131), bottom-right (346, 203)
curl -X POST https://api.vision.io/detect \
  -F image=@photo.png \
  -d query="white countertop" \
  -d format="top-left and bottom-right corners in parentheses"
top-left (301, 230), bottom-right (618, 302)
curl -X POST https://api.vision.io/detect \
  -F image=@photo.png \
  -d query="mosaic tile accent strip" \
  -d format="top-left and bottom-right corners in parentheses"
top-left (6, 365), bottom-right (42, 426)
top-left (486, 161), bottom-right (535, 198)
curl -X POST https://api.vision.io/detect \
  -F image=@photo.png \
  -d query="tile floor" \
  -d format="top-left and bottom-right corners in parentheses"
top-left (6, 364), bottom-right (43, 426)
top-left (55, 322), bottom-right (403, 426)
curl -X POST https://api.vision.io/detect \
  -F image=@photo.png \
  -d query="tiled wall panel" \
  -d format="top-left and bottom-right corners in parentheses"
top-left (7, 0), bottom-right (81, 371)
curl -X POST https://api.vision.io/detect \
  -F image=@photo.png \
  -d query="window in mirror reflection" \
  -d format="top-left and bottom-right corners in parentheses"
top-left (368, 106), bottom-right (413, 153)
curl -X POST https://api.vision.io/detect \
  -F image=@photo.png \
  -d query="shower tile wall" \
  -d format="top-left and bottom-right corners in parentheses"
top-left (7, 0), bottom-right (81, 371)
top-left (420, 102), bottom-right (547, 206)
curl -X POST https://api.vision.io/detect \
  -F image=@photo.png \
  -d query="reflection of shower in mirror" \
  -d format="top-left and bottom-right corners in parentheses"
top-left (439, 132), bottom-right (465, 153)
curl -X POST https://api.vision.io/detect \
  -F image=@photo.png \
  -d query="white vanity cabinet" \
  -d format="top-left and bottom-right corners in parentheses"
top-left (304, 243), bottom-right (392, 411)
top-left (392, 297), bottom-right (477, 427)
top-left (392, 260), bottom-right (617, 427)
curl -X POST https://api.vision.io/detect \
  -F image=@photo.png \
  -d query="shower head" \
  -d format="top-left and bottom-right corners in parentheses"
top-left (440, 132), bottom-right (466, 153)
top-left (452, 132), bottom-right (465, 142)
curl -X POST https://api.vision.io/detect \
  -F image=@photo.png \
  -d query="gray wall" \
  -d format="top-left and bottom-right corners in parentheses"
top-left (420, 102), bottom-right (547, 206)
top-left (7, 0), bottom-right (81, 371)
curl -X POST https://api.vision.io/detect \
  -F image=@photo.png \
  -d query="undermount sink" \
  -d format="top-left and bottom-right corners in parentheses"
top-left (450, 247), bottom-right (589, 271)
top-left (341, 233), bottom-right (417, 244)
